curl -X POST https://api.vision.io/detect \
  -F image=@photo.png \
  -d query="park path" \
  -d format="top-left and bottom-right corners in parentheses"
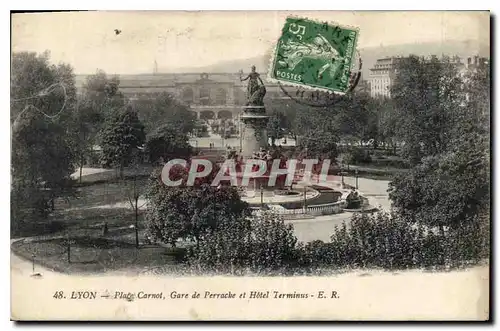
top-left (343, 176), bottom-right (392, 211)
top-left (286, 176), bottom-right (391, 243)
top-left (10, 239), bottom-right (55, 278)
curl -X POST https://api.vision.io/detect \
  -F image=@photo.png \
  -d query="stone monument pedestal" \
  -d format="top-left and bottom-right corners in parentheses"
top-left (240, 106), bottom-right (269, 158)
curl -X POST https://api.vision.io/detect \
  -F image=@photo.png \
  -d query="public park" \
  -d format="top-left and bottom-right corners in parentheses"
top-left (11, 45), bottom-right (490, 277)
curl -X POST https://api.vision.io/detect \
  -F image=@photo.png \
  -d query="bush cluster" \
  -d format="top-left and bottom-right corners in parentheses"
top-left (185, 210), bottom-right (489, 274)
top-left (185, 211), bottom-right (300, 275)
top-left (302, 212), bottom-right (489, 271)
top-left (343, 149), bottom-right (372, 165)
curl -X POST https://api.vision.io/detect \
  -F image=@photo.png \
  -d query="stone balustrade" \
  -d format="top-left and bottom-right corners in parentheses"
top-left (274, 200), bottom-right (346, 218)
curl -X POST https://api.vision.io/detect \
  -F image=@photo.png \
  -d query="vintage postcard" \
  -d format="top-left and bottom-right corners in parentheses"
top-left (10, 11), bottom-right (490, 321)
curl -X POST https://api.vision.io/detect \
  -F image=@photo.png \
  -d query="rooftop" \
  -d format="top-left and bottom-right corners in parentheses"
top-left (75, 72), bottom-right (277, 90)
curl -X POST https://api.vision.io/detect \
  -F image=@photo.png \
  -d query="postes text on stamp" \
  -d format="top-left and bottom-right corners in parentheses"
top-left (269, 17), bottom-right (359, 94)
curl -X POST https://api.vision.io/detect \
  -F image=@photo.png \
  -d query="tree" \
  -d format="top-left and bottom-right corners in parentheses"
top-left (388, 58), bottom-right (490, 231)
top-left (68, 70), bottom-right (126, 182)
top-left (81, 69), bottom-right (125, 119)
top-left (71, 97), bottom-right (103, 182)
top-left (11, 51), bottom-right (77, 228)
top-left (124, 152), bottom-right (147, 248)
top-left (145, 124), bottom-right (193, 165)
top-left (144, 169), bottom-right (250, 248)
top-left (193, 121), bottom-right (208, 137)
top-left (376, 97), bottom-right (400, 153)
top-left (266, 97), bottom-right (304, 143)
top-left (300, 129), bottom-right (339, 160)
top-left (133, 92), bottom-right (196, 134)
top-left (98, 107), bottom-right (146, 177)
top-left (452, 59), bottom-right (490, 155)
top-left (388, 150), bottom-right (488, 230)
top-left (331, 93), bottom-right (378, 146)
top-left (12, 112), bottom-right (75, 219)
top-left (266, 112), bottom-right (288, 146)
top-left (391, 55), bottom-right (464, 165)
top-left (293, 103), bottom-right (320, 139)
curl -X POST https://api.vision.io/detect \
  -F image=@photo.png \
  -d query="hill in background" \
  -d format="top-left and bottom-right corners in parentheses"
top-left (74, 39), bottom-right (489, 82)
top-left (169, 39), bottom-right (490, 79)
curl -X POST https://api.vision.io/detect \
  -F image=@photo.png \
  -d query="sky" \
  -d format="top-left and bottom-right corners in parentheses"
top-left (12, 11), bottom-right (490, 74)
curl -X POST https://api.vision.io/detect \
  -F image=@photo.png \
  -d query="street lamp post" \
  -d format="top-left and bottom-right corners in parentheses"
top-left (221, 120), bottom-right (225, 148)
top-left (303, 186), bottom-right (307, 213)
top-left (341, 164), bottom-right (344, 187)
top-left (239, 113), bottom-right (243, 152)
top-left (355, 169), bottom-right (359, 190)
top-left (260, 184), bottom-right (264, 209)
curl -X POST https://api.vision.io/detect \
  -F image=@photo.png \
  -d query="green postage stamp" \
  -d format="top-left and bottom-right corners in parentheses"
top-left (268, 17), bottom-right (359, 94)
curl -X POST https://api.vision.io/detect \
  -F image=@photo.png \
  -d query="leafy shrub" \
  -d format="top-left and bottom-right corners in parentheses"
top-left (445, 215), bottom-right (490, 265)
top-left (185, 217), bottom-right (253, 274)
top-left (186, 211), bottom-right (300, 274)
top-left (145, 170), bottom-right (250, 248)
top-left (327, 211), bottom-right (489, 270)
top-left (145, 124), bottom-right (192, 165)
top-left (343, 149), bottom-right (372, 165)
top-left (371, 158), bottom-right (409, 169)
top-left (301, 240), bottom-right (336, 268)
top-left (249, 211), bottom-right (299, 272)
top-left (185, 209), bottom-right (489, 274)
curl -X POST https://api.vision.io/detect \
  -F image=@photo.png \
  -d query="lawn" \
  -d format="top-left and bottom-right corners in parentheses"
top-left (10, 198), bottom-right (188, 275)
top-left (11, 173), bottom-right (192, 275)
top-left (70, 177), bottom-right (150, 209)
top-left (11, 236), bottom-right (186, 275)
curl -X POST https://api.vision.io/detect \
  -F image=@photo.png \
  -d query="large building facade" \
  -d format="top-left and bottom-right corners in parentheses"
top-left (75, 72), bottom-right (284, 120)
top-left (367, 57), bottom-right (400, 98)
top-left (367, 55), bottom-right (488, 99)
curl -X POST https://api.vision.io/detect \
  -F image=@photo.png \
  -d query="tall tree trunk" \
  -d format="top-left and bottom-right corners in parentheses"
top-left (135, 200), bottom-right (139, 248)
top-left (119, 162), bottom-right (124, 179)
top-left (133, 173), bottom-right (139, 248)
top-left (439, 225), bottom-right (446, 238)
top-left (79, 131), bottom-right (87, 183)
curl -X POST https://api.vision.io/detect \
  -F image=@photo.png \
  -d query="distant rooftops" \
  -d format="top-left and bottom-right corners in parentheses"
top-left (75, 72), bottom-right (276, 90)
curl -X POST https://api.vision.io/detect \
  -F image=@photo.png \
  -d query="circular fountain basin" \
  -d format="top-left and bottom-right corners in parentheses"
top-left (241, 185), bottom-right (320, 206)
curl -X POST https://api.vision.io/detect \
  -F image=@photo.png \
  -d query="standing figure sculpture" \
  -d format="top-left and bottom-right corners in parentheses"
top-left (240, 65), bottom-right (266, 107)
top-left (238, 65), bottom-right (269, 159)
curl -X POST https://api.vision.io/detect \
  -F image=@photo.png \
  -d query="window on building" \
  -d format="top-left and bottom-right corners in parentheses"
top-left (199, 87), bottom-right (211, 105)
top-left (215, 88), bottom-right (227, 105)
top-left (182, 87), bottom-right (194, 104)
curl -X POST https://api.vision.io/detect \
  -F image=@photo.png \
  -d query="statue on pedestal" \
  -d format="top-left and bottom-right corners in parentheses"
top-left (238, 65), bottom-right (269, 158)
top-left (240, 65), bottom-right (266, 108)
